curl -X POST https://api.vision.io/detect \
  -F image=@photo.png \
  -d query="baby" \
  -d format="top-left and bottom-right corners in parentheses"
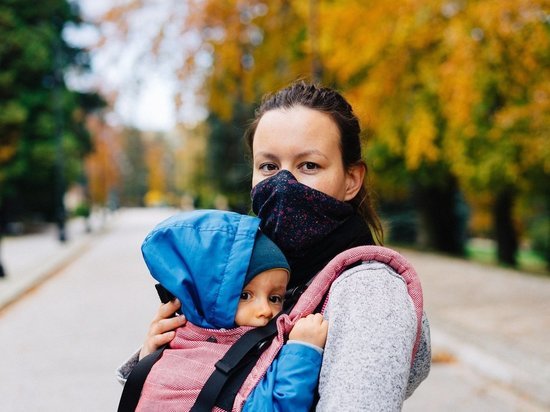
top-left (132, 210), bottom-right (327, 411)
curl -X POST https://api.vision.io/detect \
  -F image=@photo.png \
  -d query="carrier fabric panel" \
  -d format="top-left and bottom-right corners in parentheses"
top-left (136, 322), bottom-right (253, 411)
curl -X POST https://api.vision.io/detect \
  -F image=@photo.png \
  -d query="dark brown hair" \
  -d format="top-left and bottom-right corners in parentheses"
top-left (245, 80), bottom-right (384, 244)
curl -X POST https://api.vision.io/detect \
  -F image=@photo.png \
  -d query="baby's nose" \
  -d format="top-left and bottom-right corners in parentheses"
top-left (256, 299), bottom-right (273, 317)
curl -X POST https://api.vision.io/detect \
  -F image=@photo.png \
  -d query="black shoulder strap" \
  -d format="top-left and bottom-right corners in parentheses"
top-left (205, 286), bottom-right (310, 410)
top-left (190, 314), bottom-right (281, 412)
top-left (198, 259), bottom-right (361, 411)
top-left (117, 344), bottom-right (168, 412)
top-left (117, 315), bottom-right (280, 412)
top-left (118, 284), bottom-right (175, 412)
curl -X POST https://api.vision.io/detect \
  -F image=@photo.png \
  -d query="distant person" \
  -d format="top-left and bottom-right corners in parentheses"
top-left (120, 210), bottom-right (327, 411)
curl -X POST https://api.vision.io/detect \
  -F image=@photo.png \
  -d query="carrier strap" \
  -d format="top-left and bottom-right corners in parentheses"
top-left (190, 313), bottom-right (281, 412)
top-left (118, 284), bottom-right (174, 412)
top-left (117, 344), bottom-right (167, 412)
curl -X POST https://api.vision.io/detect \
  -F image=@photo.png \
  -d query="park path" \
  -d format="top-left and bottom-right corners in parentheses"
top-left (402, 247), bottom-right (549, 411)
top-left (0, 207), bottom-right (548, 411)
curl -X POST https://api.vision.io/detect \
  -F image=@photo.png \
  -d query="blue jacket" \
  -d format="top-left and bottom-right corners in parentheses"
top-left (142, 210), bottom-right (321, 411)
top-left (243, 342), bottom-right (322, 412)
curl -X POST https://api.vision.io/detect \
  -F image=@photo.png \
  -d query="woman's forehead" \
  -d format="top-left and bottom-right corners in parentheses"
top-left (253, 107), bottom-right (340, 153)
top-left (257, 106), bottom-right (336, 129)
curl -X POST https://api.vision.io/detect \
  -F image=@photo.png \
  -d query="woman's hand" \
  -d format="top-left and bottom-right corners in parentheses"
top-left (288, 313), bottom-right (329, 349)
top-left (139, 299), bottom-right (187, 360)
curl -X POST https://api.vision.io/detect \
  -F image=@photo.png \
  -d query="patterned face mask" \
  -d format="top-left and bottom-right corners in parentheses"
top-left (251, 170), bottom-right (354, 256)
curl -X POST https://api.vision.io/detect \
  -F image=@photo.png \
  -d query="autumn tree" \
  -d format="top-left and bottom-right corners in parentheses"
top-left (172, 1), bottom-right (317, 208)
top-left (435, 0), bottom-right (550, 265)
top-left (98, 0), bottom-right (315, 209)
top-left (119, 128), bottom-right (148, 207)
top-left (173, 123), bottom-right (211, 207)
top-left (316, 0), bottom-right (549, 263)
top-left (85, 115), bottom-right (122, 208)
top-left (95, 0), bottom-right (549, 265)
top-left (143, 132), bottom-right (178, 206)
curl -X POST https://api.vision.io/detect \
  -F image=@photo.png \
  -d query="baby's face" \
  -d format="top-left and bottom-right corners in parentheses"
top-left (234, 268), bottom-right (288, 327)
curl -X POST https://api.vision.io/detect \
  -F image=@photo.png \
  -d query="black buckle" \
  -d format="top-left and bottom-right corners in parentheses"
top-left (284, 284), bottom-right (306, 309)
top-left (214, 360), bottom-right (232, 375)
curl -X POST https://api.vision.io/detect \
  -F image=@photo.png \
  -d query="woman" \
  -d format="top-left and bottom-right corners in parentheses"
top-left (121, 81), bottom-right (431, 410)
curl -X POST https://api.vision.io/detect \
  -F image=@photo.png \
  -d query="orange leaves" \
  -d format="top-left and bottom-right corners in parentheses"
top-left (145, 137), bottom-right (167, 195)
top-left (91, 0), bottom-right (549, 199)
top-left (84, 116), bottom-right (122, 205)
top-left (320, 1), bottom-right (397, 82)
top-left (316, 0), bottom-right (549, 194)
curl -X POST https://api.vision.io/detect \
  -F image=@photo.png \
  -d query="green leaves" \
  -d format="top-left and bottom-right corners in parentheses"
top-left (0, 0), bottom-right (100, 221)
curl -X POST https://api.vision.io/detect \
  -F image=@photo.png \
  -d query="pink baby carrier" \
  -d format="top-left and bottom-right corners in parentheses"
top-left (119, 246), bottom-right (423, 412)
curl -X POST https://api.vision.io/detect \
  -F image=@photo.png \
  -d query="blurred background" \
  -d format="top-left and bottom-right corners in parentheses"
top-left (0, 0), bottom-right (549, 410)
top-left (1, 0), bottom-right (548, 274)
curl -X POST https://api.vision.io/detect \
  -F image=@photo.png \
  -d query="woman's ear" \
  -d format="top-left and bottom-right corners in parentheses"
top-left (344, 163), bottom-right (366, 201)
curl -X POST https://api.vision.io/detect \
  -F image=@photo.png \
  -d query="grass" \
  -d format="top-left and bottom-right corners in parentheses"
top-left (466, 238), bottom-right (549, 276)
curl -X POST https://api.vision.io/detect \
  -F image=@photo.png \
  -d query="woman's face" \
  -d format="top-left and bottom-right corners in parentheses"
top-left (251, 106), bottom-right (363, 201)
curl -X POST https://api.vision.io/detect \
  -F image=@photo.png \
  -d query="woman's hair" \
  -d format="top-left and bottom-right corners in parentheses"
top-left (245, 80), bottom-right (384, 244)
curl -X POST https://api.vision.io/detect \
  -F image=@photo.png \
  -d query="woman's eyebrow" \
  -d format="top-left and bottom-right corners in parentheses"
top-left (254, 149), bottom-right (328, 160)
top-left (296, 149), bottom-right (329, 160)
top-left (254, 152), bottom-right (279, 161)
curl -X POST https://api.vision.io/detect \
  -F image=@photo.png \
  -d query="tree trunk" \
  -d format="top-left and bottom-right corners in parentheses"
top-left (0, 238), bottom-right (5, 278)
top-left (493, 187), bottom-right (518, 266)
top-left (0, 201), bottom-right (6, 278)
top-left (413, 177), bottom-right (468, 256)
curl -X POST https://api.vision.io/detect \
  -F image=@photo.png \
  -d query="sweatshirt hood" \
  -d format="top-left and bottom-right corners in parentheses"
top-left (141, 209), bottom-right (260, 329)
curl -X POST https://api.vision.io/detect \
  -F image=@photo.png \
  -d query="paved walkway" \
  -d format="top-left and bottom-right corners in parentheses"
top-left (1, 208), bottom-right (548, 410)
top-left (402, 248), bottom-right (550, 409)
top-left (0, 210), bottom-right (114, 312)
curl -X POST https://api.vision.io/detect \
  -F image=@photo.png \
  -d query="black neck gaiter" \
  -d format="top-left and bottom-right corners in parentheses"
top-left (251, 170), bottom-right (375, 288)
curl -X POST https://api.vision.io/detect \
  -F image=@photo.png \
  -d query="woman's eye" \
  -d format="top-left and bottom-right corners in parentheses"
top-left (240, 292), bottom-right (252, 301)
top-left (299, 162), bottom-right (319, 171)
top-left (259, 163), bottom-right (278, 173)
top-left (269, 295), bottom-right (283, 304)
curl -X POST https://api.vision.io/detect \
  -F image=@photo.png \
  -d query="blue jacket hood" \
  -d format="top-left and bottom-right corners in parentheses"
top-left (141, 210), bottom-right (261, 329)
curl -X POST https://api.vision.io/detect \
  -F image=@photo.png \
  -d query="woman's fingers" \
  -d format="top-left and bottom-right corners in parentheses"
top-left (151, 313), bottom-right (187, 335)
top-left (152, 330), bottom-right (177, 347)
top-left (139, 331), bottom-right (176, 360)
top-left (139, 300), bottom-right (186, 360)
top-left (154, 299), bottom-right (182, 321)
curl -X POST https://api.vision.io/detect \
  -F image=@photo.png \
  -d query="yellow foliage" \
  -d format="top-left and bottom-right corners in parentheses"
top-left (95, 0), bottom-right (549, 200)
top-left (145, 138), bottom-right (167, 194)
top-left (406, 106), bottom-right (439, 170)
top-left (144, 190), bottom-right (166, 207)
top-left (174, 123), bottom-right (208, 193)
top-left (319, 0), bottom-right (549, 193)
top-left (464, 191), bottom-right (493, 235)
top-left (378, 114), bottom-right (404, 156)
top-left (84, 117), bottom-right (122, 206)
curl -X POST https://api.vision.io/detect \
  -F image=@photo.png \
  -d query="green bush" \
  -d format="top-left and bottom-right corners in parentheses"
top-left (528, 215), bottom-right (549, 264)
top-left (73, 203), bottom-right (90, 218)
